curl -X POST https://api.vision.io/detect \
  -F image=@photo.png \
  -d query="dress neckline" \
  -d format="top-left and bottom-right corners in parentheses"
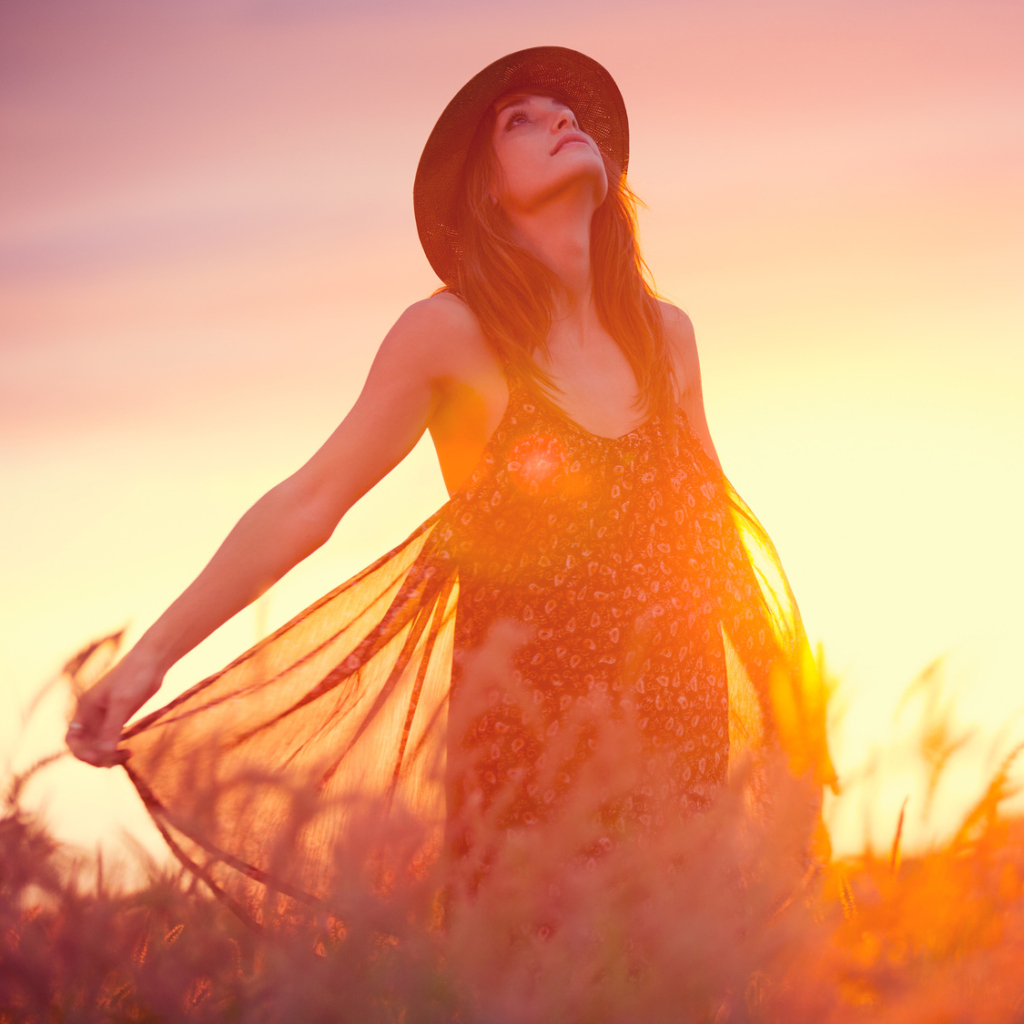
top-left (505, 365), bottom-right (658, 445)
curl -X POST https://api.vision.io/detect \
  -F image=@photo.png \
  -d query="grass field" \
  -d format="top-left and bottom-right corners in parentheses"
top-left (3, 646), bottom-right (1023, 1023)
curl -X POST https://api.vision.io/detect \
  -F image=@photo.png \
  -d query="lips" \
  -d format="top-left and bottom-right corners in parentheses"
top-left (551, 132), bottom-right (591, 155)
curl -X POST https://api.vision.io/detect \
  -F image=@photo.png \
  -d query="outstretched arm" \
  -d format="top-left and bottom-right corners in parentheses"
top-left (67, 296), bottom-right (462, 767)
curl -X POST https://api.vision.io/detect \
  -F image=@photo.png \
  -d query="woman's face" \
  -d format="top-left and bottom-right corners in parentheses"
top-left (488, 93), bottom-right (608, 215)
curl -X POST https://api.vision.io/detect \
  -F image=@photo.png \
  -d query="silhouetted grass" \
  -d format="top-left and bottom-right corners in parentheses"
top-left (3, 645), bottom-right (1024, 1022)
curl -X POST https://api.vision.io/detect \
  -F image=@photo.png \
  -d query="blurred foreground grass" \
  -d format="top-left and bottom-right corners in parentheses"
top-left (3, 642), bottom-right (1024, 1023)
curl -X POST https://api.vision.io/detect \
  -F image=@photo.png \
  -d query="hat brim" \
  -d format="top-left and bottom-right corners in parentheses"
top-left (413, 46), bottom-right (629, 287)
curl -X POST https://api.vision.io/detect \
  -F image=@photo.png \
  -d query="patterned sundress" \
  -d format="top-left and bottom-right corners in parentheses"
top-left (119, 366), bottom-right (834, 921)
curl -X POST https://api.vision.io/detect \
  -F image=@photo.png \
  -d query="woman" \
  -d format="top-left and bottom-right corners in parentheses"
top-left (67, 47), bottom-right (834, 915)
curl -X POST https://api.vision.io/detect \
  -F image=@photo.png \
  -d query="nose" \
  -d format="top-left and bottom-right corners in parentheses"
top-left (551, 106), bottom-right (578, 132)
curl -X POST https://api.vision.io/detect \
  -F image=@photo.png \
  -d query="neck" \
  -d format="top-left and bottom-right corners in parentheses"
top-left (506, 189), bottom-right (596, 314)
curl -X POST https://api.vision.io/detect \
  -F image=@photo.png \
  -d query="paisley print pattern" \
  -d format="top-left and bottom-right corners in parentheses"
top-left (120, 363), bottom-right (828, 919)
top-left (433, 372), bottom-right (772, 843)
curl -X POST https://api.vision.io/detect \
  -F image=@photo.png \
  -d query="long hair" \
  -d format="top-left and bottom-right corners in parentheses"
top-left (450, 104), bottom-right (677, 425)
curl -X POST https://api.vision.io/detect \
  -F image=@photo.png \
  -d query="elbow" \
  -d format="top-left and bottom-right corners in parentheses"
top-left (294, 510), bottom-right (337, 560)
top-left (269, 476), bottom-right (346, 557)
top-left (296, 492), bottom-right (346, 555)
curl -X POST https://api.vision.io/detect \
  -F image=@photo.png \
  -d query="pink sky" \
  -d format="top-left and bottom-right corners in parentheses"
top-left (2, 0), bottom-right (1022, 857)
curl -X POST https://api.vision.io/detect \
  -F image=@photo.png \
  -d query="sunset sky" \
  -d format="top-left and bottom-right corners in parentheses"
top-left (2, 0), bottom-right (1022, 858)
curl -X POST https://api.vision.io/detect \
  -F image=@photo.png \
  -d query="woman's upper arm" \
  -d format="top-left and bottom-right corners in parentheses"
top-left (285, 293), bottom-right (472, 528)
top-left (659, 301), bottom-right (721, 469)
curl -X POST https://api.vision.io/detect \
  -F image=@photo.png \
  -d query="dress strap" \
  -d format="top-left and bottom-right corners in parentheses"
top-left (499, 356), bottom-right (532, 400)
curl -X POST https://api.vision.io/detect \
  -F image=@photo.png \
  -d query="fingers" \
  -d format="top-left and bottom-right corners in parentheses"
top-left (66, 688), bottom-right (127, 768)
top-left (65, 655), bottom-right (163, 767)
top-left (96, 695), bottom-right (131, 766)
top-left (66, 690), bottom-right (103, 762)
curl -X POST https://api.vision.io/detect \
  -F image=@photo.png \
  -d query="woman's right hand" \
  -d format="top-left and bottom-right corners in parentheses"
top-left (62, 297), bottom-right (470, 769)
top-left (65, 651), bottom-right (164, 767)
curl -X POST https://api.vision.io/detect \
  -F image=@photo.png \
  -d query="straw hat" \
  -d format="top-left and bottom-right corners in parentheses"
top-left (413, 46), bottom-right (629, 287)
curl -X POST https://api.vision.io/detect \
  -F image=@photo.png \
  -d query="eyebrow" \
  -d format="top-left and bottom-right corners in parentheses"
top-left (494, 93), bottom-right (534, 117)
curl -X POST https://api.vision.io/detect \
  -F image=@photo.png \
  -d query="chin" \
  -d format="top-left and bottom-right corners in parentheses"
top-left (503, 165), bottom-right (607, 213)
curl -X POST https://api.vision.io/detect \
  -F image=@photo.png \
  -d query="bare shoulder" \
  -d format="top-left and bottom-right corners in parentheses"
top-left (397, 290), bottom-right (482, 336)
top-left (658, 299), bottom-right (695, 341)
top-left (658, 300), bottom-right (720, 466)
top-left (657, 299), bottom-right (699, 395)
top-left (382, 291), bottom-right (494, 380)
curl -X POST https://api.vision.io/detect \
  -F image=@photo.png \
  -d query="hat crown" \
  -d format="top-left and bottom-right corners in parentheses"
top-left (414, 47), bottom-right (629, 286)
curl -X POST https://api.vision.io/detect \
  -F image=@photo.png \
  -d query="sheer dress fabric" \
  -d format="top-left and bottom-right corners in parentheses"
top-left (120, 370), bottom-right (834, 922)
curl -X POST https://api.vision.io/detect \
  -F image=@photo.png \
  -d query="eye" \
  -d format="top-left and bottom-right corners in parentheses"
top-left (504, 108), bottom-right (530, 130)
